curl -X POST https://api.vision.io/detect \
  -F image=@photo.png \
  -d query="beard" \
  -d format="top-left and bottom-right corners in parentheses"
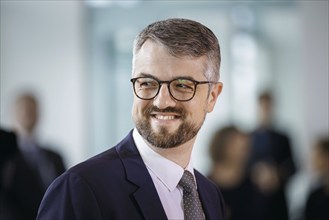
top-left (134, 105), bottom-right (205, 149)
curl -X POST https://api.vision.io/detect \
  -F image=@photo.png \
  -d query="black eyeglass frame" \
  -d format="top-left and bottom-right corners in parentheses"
top-left (130, 76), bottom-right (217, 102)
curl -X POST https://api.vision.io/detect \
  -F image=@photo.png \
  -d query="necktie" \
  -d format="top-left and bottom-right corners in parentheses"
top-left (179, 170), bottom-right (205, 220)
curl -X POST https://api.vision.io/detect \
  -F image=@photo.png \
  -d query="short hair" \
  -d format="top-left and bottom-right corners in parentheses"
top-left (209, 125), bottom-right (240, 163)
top-left (258, 91), bottom-right (273, 104)
top-left (133, 18), bottom-right (221, 82)
top-left (15, 93), bottom-right (38, 106)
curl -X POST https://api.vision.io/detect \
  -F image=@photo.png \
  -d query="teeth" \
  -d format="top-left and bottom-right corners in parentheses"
top-left (155, 115), bottom-right (175, 120)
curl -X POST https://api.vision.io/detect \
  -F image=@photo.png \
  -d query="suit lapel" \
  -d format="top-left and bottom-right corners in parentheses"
top-left (195, 170), bottom-right (222, 220)
top-left (116, 131), bottom-right (167, 220)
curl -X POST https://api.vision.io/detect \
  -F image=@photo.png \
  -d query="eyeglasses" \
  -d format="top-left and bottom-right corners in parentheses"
top-left (130, 77), bottom-right (216, 102)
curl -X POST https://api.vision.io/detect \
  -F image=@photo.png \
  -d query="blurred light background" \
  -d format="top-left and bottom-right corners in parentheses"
top-left (0, 1), bottom-right (328, 219)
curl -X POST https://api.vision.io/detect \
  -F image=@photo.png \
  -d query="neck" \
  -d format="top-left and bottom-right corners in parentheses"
top-left (259, 118), bottom-right (272, 128)
top-left (15, 126), bottom-right (33, 138)
top-left (147, 137), bottom-right (196, 169)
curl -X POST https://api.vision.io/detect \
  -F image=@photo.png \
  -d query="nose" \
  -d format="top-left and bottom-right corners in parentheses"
top-left (153, 83), bottom-right (176, 109)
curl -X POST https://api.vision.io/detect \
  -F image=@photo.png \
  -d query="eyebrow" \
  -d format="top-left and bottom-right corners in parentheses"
top-left (139, 72), bottom-right (155, 78)
top-left (137, 72), bottom-right (197, 81)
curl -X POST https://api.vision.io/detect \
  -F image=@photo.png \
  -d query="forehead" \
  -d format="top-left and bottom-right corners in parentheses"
top-left (133, 40), bottom-right (207, 80)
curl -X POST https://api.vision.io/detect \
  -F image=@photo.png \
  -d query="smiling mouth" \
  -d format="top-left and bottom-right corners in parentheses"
top-left (151, 114), bottom-right (181, 120)
top-left (146, 106), bottom-right (185, 121)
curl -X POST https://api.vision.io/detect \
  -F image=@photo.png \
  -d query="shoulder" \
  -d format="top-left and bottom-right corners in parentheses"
top-left (65, 147), bottom-right (121, 181)
top-left (37, 131), bottom-right (142, 219)
top-left (307, 185), bottom-right (327, 201)
top-left (38, 146), bottom-right (127, 216)
top-left (42, 143), bottom-right (128, 188)
top-left (0, 129), bottom-right (18, 157)
top-left (55, 131), bottom-right (136, 186)
top-left (37, 147), bottom-right (66, 171)
top-left (39, 146), bottom-right (64, 160)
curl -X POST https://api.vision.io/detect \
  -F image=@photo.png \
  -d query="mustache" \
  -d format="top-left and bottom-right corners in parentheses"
top-left (144, 106), bottom-right (185, 115)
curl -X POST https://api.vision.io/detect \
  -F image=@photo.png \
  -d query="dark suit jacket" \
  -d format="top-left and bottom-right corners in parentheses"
top-left (31, 146), bottom-right (66, 191)
top-left (248, 128), bottom-right (296, 220)
top-left (17, 137), bottom-right (66, 192)
top-left (1, 129), bottom-right (44, 220)
top-left (37, 130), bottom-right (226, 220)
top-left (250, 128), bottom-right (296, 182)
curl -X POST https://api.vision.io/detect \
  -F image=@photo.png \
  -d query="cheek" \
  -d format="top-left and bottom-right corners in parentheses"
top-left (132, 99), bottom-right (149, 118)
top-left (187, 101), bottom-right (208, 122)
top-left (131, 99), bottom-right (140, 119)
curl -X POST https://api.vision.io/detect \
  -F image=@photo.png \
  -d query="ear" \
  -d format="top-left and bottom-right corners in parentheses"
top-left (207, 82), bottom-right (223, 113)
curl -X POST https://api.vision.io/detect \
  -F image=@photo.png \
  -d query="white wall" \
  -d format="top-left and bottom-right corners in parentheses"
top-left (0, 1), bottom-right (88, 167)
top-left (286, 2), bottom-right (328, 219)
top-left (301, 1), bottom-right (329, 159)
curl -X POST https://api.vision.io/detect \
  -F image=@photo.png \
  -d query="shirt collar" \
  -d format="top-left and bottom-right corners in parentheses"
top-left (133, 128), bottom-right (195, 192)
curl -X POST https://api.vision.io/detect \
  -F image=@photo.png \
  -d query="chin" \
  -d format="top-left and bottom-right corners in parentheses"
top-left (151, 125), bottom-right (179, 135)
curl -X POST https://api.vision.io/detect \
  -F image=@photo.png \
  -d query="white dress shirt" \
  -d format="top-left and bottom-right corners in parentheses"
top-left (133, 128), bottom-right (197, 220)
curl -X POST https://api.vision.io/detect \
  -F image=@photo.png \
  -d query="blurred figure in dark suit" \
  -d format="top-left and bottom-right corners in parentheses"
top-left (1, 128), bottom-right (44, 220)
top-left (249, 91), bottom-right (297, 220)
top-left (304, 136), bottom-right (329, 220)
top-left (12, 93), bottom-right (66, 192)
top-left (208, 125), bottom-right (261, 220)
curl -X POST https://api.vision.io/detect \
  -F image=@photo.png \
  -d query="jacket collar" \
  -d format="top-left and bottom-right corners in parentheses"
top-left (116, 130), bottom-right (167, 220)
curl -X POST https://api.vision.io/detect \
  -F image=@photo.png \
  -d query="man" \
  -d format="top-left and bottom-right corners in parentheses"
top-left (13, 93), bottom-right (66, 192)
top-left (304, 136), bottom-right (329, 220)
top-left (248, 91), bottom-right (296, 220)
top-left (1, 128), bottom-right (44, 220)
top-left (208, 126), bottom-right (257, 220)
top-left (37, 18), bottom-right (225, 220)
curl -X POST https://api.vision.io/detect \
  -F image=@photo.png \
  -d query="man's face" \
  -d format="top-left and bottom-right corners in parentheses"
top-left (15, 97), bottom-right (38, 133)
top-left (131, 40), bottom-right (222, 149)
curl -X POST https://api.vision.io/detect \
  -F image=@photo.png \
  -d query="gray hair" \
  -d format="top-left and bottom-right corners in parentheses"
top-left (132, 18), bottom-right (221, 82)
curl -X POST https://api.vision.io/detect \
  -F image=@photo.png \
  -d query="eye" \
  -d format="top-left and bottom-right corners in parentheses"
top-left (172, 79), bottom-right (195, 92)
top-left (137, 78), bottom-right (158, 89)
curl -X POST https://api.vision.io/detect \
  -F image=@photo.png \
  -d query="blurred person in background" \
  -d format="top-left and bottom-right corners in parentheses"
top-left (248, 91), bottom-right (297, 220)
top-left (37, 18), bottom-right (226, 220)
top-left (1, 128), bottom-right (44, 220)
top-left (304, 136), bottom-right (329, 220)
top-left (12, 93), bottom-right (66, 192)
top-left (208, 125), bottom-right (261, 220)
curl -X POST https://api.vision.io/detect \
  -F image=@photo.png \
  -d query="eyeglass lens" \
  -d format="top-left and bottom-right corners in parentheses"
top-left (134, 77), bottom-right (196, 101)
